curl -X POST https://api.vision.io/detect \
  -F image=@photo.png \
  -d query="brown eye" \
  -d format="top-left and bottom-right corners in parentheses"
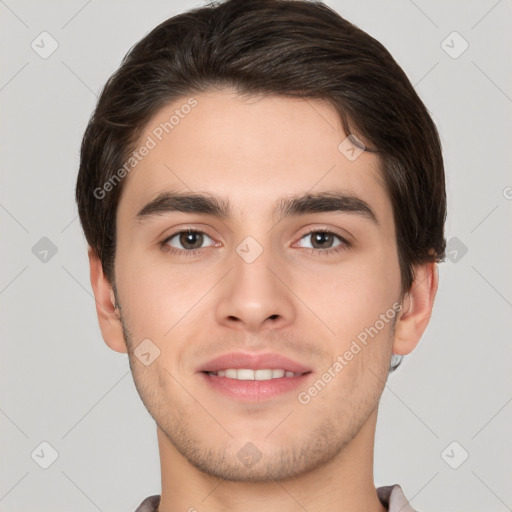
top-left (310, 232), bottom-right (335, 249)
top-left (298, 230), bottom-right (346, 250)
top-left (164, 230), bottom-right (214, 251)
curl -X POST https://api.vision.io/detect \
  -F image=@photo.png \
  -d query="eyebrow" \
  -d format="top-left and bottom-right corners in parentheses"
top-left (136, 190), bottom-right (378, 225)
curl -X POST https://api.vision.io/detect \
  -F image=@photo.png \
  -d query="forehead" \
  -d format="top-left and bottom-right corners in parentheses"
top-left (117, 88), bottom-right (391, 224)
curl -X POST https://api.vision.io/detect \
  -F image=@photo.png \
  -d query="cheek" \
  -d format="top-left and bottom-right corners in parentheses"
top-left (297, 250), bottom-right (400, 337)
top-left (115, 249), bottom-right (206, 336)
top-left (291, 248), bottom-right (400, 390)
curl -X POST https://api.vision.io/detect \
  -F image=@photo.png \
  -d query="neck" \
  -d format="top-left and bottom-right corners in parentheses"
top-left (156, 408), bottom-right (386, 512)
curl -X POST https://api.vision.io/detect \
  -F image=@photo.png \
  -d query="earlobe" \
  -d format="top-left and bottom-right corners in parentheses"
top-left (392, 262), bottom-right (439, 355)
top-left (88, 247), bottom-right (127, 354)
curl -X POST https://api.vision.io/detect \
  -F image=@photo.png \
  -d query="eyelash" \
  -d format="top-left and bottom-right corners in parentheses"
top-left (299, 228), bottom-right (351, 255)
top-left (161, 227), bottom-right (351, 258)
top-left (161, 229), bottom-right (215, 259)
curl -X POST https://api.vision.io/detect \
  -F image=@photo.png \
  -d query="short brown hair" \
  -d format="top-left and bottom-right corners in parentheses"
top-left (76, 0), bottom-right (446, 295)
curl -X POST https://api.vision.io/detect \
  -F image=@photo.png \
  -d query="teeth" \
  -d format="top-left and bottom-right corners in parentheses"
top-left (237, 369), bottom-right (255, 380)
top-left (209, 369), bottom-right (300, 380)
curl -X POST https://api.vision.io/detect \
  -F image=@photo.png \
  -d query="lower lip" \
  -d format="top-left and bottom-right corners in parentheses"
top-left (199, 372), bottom-right (312, 401)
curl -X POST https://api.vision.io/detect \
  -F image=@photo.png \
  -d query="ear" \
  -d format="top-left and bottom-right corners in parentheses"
top-left (88, 247), bottom-right (127, 354)
top-left (392, 262), bottom-right (439, 355)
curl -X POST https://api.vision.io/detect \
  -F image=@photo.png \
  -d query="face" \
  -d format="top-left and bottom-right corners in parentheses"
top-left (113, 88), bottom-right (403, 481)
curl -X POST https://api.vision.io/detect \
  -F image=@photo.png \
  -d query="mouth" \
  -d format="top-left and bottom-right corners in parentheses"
top-left (198, 352), bottom-right (313, 401)
top-left (205, 368), bottom-right (305, 380)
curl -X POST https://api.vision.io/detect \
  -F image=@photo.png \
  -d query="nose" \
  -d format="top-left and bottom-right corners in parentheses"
top-left (215, 243), bottom-right (296, 333)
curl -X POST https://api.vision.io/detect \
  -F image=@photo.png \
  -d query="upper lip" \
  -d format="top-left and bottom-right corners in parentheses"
top-left (198, 352), bottom-right (312, 374)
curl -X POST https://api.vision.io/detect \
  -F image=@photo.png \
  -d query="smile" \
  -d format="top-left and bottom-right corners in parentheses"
top-left (206, 369), bottom-right (304, 380)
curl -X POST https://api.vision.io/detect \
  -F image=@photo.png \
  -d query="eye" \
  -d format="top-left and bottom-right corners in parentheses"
top-left (296, 229), bottom-right (350, 253)
top-left (163, 229), bottom-right (215, 253)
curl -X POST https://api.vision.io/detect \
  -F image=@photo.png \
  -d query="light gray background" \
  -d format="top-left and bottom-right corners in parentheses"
top-left (1, 1), bottom-right (511, 511)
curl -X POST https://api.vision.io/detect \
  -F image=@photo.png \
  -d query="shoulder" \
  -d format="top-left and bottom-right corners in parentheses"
top-left (377, 484), bottom-right (419, 512)
top-left (134, 494), bottom-right (161, 512)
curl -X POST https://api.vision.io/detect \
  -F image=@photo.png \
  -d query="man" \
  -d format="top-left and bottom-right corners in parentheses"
top-left (76, 0), bottom-right (446, 510)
